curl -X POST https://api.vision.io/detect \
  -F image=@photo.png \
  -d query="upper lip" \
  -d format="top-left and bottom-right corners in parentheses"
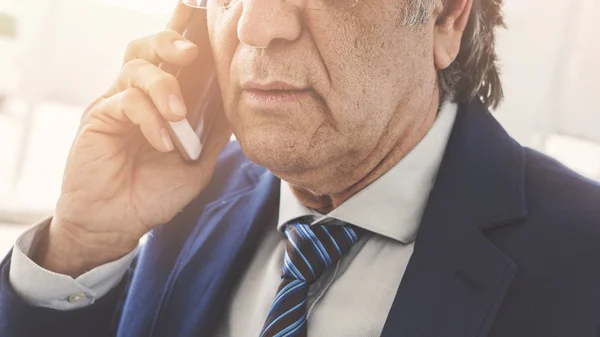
top-left (241, 81), bottom-right (306, 91)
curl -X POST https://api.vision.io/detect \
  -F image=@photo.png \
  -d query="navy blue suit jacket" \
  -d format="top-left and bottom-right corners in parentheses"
top-left (2, 100), bottom-right (600, 337)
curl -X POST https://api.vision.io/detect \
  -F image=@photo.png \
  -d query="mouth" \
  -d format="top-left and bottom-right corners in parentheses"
top-left (241, 81), bottom-right (312, 106)
top-left (243, 89), bottom-right (312, 105)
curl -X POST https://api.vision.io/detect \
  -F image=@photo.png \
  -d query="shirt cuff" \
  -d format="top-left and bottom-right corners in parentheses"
top-left (8, 217), bottom-right (138, 311)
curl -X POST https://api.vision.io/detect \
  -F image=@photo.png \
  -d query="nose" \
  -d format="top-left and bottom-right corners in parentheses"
top-left (236, 0), bottom-right (303, 48)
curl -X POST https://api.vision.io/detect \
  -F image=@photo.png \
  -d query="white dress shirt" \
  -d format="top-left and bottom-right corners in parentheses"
top-left (9, 102), bottom-right (458, 335)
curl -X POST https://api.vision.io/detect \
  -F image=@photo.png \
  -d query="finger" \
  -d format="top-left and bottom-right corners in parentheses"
top-left (123, 30), bottom-right (197, 66)
top-left (167, 2), bottom-right (196, 33)
top-left (91, 88), bottom-right (174, 153)
top-left (113, 58), bottom-right (187, 122)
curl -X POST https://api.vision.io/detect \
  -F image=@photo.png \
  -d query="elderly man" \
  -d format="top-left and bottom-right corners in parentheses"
top-left (2, 0), bottom-right (600, 336)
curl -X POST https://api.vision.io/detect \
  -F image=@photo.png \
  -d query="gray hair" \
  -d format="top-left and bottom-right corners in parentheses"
top-left (404, 0), bottom-right (505, 109)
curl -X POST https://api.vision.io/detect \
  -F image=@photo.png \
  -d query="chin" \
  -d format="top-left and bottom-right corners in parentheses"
top-left (236, 128), bottom-right (318, 174)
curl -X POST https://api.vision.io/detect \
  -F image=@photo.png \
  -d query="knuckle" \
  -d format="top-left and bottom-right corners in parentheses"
top-left (121, 89), bottom-right (154, 121)
top-left (125, 35), bottom-right (152, 54)
top-left (86, 98), bottom-right (106, 118)
top-left (158, 29), bottom-right (181, 42)
top-left (124, 38), bottom-right (143, 58)
top-left (141, 115), bottom-right (161, 130)
top-left (120, 88), bottom-right (144, 105)
top-left (148, 73), bottom-right (178, 93)
top-left (151, 30), bottom-right (172, 49)
top-left (85, 96), bottom-right (117, 123)
top-left (122, 58), bottom-right (148, 74)
top-left (125, 38), bottom-right (140, 52)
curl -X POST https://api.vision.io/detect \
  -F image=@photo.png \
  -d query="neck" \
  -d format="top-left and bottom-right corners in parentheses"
top-left (289, 97), bottom-right (440, 214)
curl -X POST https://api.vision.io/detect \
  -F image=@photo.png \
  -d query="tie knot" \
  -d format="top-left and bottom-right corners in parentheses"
top-left (282, 218), bottom-right (362, 284)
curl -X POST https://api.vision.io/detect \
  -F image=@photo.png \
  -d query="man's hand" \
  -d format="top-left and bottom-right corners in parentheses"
top-left (33, 4), bottom-right (232, 277)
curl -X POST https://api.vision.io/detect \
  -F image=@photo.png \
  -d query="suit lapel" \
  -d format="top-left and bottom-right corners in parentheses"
top-left (150, 165), bottom-right (280, 337)
top-left (381, 101), bottom-right (528, 337)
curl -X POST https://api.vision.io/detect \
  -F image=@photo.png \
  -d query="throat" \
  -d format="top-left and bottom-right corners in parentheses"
top-left (290, 187), bottom-right (335, 214)
top-left (288, 100), bottom-right (438, 215)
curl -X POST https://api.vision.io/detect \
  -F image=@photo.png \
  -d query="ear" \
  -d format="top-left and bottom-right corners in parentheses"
top-left (433, 0), bottom-right (473, 70)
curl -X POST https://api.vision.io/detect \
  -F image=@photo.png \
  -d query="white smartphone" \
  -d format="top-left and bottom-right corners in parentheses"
top-left (160, 5), bottom-right (222, 161)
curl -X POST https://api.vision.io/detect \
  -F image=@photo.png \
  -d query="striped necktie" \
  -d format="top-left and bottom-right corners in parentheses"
top-left (259, 217), bottom-right (364, 337)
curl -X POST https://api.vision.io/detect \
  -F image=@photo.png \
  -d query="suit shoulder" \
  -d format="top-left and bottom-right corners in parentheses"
top-left (524, 148), bottom-right (600, 205)
top-left (523, 147), bottom-right (600, 235)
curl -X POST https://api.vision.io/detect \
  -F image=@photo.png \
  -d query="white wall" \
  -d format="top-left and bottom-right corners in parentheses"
top-left (494, 0), bottom-right (600, 147)
top-left (18, 0), bottom-right (170, 106)
top-left (553, 0), bottom-right (600, 143)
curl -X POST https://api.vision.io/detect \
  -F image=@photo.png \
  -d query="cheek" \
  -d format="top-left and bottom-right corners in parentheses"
top-left (208, 10), bottom-right (240, 125)
top-left (311, 41), bottom-right (393, 148)
top-left (313, 7), bottom-right (433, 133)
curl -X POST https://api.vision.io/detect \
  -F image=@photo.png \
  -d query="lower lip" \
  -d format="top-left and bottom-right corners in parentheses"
top-left (242, 90), bottom-right (311, 106)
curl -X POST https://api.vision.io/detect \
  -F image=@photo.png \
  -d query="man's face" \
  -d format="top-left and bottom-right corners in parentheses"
top-left (207, 0), bottom-right (438, 193)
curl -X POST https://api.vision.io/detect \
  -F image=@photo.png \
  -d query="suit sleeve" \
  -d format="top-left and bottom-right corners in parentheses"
top-left (0, 221), bottom-right (137, 337)
top-left (9, 218), bottom-right (138, 310)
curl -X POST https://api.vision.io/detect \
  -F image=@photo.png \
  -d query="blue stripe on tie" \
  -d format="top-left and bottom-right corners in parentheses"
top-left (277, 315), bottom-right (307, 337)
top-left (342, 226), bottom-right (357, 244)
top-left (270, 280), bottom-right (302, 310)
top-left (267, 281), bottom-right (305, 318)
top-left (283, 252), bottom-right (299, 279)
top-left (284, 251), bottom-right (304, 280)
top-left (348, 227), bottom-right (359, 242)
top-left (286, 229), bottom-right (316, 279)
top-left (341, 226), bottom-right (352, 242)
top-left (303, 225), bottom-right (333, 265)
top-left (259, 299), bottom-right (307, 337)
top-left (321, 226), bottom-right (342, 256)
top-left (261, 220), bottom-right (363, 337)
top-left (282, 254), bottom-right (295, 278)
top-left (272, 279), bottom-right (301, 305)
top-left (297, 224), bottom-right (331, 266)
top-left (293, 225), bottom-right (327, 267)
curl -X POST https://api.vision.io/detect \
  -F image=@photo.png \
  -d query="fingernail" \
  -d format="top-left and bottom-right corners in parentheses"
top-left (168, 95), bottom-right (186, 117)
top-left (161, 129), bottom-right (174, 152)
top-left (173, 40), bottom-right (195, 51)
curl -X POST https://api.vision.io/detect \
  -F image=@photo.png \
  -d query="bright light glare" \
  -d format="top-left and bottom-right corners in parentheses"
top-left (92, 0), bottom-right (176, 14)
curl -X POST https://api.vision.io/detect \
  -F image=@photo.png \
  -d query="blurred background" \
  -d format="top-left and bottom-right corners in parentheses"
top-left (0, 0), bottom-right (598, 254)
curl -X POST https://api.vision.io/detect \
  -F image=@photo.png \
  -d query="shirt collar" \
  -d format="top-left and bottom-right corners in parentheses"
top-left (277, 101), bottom-right (458, 243)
